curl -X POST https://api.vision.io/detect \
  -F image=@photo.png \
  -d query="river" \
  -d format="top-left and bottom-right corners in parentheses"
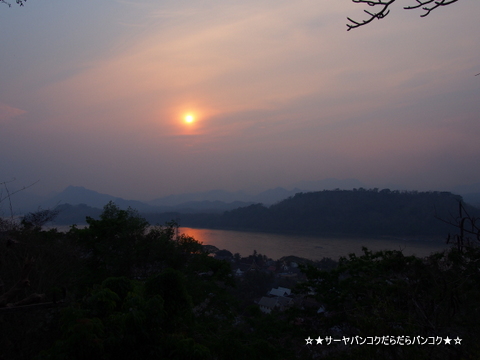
top-left (179, 227), bottom-right (449, 261)
top-left (50, 224), bottom-right (450, 261)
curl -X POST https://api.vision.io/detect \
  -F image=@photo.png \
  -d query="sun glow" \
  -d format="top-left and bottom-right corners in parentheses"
top-left (184, 114), bottom-right (194, 124)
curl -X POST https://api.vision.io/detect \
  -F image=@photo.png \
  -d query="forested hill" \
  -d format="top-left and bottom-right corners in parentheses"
top-left (182, 189), bottom-right (476, 237)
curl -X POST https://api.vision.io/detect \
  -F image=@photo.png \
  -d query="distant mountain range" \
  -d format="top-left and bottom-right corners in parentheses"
top-left (148, 187), bottom-right (305, 207)
top-left (9, 178), bottom-right (368, 215)
top-left (5, 178), bottom-right (480, 226)
top-left (43, 185), bottom-right (153, 212)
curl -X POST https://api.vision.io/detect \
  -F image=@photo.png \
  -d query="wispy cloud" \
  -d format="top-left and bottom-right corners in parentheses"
top-left (0, 103), bottom-right (26, 123)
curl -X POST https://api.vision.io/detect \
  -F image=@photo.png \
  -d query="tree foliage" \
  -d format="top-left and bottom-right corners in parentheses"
top-left (2, 201), bottom-right (242, 359)
top-left (297, 245), bottom-right (480, 359)
top-left (70, 201), bottom-right (150, 283)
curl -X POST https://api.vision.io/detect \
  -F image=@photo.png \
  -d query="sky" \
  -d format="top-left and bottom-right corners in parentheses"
top-left (1, 0), bottom-right (480, 200)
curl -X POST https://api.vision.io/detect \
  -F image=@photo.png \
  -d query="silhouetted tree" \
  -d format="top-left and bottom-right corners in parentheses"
top-left (297, 246), bottom-right (480, 359)
top-left (21, 208), bottom-right (59, 231)
top-left (71, 201), bottom-right (149, 283)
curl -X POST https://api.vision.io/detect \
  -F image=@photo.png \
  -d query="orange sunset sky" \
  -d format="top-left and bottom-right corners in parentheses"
top-left (1, 0), bottom-right (480, 200)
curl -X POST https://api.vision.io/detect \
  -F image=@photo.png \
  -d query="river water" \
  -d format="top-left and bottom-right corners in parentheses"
top-left (179, 227), bottom-right (449, 261)
top-left (50, 224), bottom-right (450, 261)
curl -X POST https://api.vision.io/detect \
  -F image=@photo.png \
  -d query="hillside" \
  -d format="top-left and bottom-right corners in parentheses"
top-left (49, 188), bottom-right (478, 238)
top-left (182, 189), bottom-right (475, 237)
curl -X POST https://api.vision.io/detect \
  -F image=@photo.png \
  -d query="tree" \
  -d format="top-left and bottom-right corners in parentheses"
top-left (21, 208), bottom-right (59, 231)
top-left (40, 277), bottom-right (168, 360)
top-left (145, 268), bottom-right (194, 331)
top-left (72, 201), bottom-right (149, 283)
top-left (297, 246), bottom-right (480, 359)
top-left (0, 207), bottom-right (74, 310)
top-left (347, 0), bottom-right (460, 30)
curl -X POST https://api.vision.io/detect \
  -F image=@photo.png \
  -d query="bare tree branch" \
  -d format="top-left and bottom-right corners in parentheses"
top-left (435, 201), bottom-right (480, 251)
top-left (405, 0), bottom-right (459, 17)
top-left (1, 0), bottom-right (26, 7)
top-left (347, 0), bottom-right (396, 31)
top-left (347, 0), bottom-right (460, 30)
top-left (0, 179), bottom-right (40, 219)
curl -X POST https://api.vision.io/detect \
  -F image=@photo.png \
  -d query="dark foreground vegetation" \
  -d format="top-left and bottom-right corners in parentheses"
top-left (1, 201), bottom-right (480, 359)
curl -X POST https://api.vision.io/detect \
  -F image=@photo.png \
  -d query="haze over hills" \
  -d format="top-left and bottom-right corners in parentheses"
top-left (8, 178), bottom-right (367, 214)
top-left (43, 185), bottom-right (154, 212)
top-left (4, 178), bottom-right (480, 222)
top-left (288, 178), bottom-right (366, 192)
top-left (148, 187), bottom-right (306, 207)
top-left (174, 189), bottom-right (479, 237)
top-left (48, 189), bottom-right (476, 238)
top-left (4, 180), bottom-right (480, 238)
top-left (11, 186), bottom-right (256, 215)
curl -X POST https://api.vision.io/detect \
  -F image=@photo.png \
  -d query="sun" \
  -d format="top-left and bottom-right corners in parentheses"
top-left (184, 114), bottom-right (194, 124)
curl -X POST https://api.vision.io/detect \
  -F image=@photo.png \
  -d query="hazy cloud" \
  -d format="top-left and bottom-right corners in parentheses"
top-left (1, 0), bottom-right (479, 199)
top-left (0, 103), bottom-right (26, 123)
